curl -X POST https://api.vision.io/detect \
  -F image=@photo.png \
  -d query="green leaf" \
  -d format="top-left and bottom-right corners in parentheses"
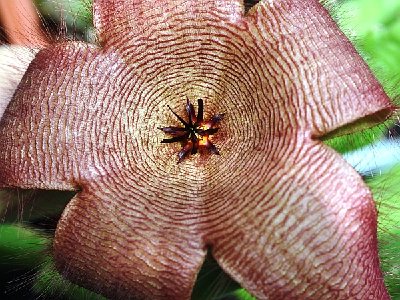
top-left (0, 224), bottom-right (49, 268)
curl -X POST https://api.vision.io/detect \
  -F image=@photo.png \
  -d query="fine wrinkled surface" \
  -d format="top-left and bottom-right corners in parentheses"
top-left (0, 0), bottom-right (395, 299)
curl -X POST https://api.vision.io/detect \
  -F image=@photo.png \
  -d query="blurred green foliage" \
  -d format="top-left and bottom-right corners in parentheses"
top-left (338, 0), bottom-right (400, 87)
top-left (33, 258), bottom-right (107, 300)
top-left (34, 0), bottom-right (93, 41)
top-left (34, 0), bottom-right (92, 30)
top-left (0, 224), bottom-right (49, 267)
top-left (1, 0), bottom-right (400, 299)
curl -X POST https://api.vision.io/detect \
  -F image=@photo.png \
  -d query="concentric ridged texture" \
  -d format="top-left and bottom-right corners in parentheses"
top-left (0, 0), bottom-right (394, 299)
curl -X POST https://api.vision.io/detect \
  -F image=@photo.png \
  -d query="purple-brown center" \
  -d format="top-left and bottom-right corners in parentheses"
top-left (159, 98), bottom-right (223, 163)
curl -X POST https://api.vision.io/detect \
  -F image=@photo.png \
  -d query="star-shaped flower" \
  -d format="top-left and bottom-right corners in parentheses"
top-left (0, 0), bottom-right (395, 299)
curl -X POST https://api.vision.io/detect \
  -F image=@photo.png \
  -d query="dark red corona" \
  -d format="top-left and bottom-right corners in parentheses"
top-left (159, 98), bottom-right (223, 163)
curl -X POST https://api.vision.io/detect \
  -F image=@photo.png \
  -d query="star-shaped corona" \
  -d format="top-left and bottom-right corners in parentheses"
top-left (159, 98), bottom-right (223, 163)
top-left (0, 0), bottom-right (395, 299)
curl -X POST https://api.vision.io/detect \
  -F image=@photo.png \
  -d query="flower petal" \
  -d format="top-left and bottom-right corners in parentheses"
top-left (54, 189), bottom-right (207, 300)
top-left (208, 138), bottom-right (388, 299)
top-left (93, 0), bottom-right (244, 46)
top-left (0, 43), bottom-right (125, 190)
top-left (246, 0), bottom-right (393, 138)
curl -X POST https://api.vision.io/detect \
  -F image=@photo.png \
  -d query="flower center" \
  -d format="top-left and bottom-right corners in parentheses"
top-left (158, 98), bottom-right (224, 163)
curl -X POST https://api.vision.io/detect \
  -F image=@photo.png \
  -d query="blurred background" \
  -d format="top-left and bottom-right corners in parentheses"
top-left (0, 0), bottom-right (400, 299)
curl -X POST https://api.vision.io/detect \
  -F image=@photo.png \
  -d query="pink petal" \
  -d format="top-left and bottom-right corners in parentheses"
top-left (93, 0), bottom-right (244, 46)
top-left (246, 0), bottom-right (393, 138)
top-left (209, 139), bottom-right (388, 299)
top-left (0, 43), bottom-right (124, 190)
top-left (54, 189), bottom-right (206, 299)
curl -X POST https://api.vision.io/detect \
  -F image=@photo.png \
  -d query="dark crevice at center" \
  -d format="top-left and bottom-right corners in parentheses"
top-left (244, 0), bottom-right (261, 13)
top-left (192, 249), bottom-right (242, 300)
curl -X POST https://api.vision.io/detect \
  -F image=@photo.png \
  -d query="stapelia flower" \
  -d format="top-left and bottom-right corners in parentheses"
top-left (0, 0), bottom-right (395, 299)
